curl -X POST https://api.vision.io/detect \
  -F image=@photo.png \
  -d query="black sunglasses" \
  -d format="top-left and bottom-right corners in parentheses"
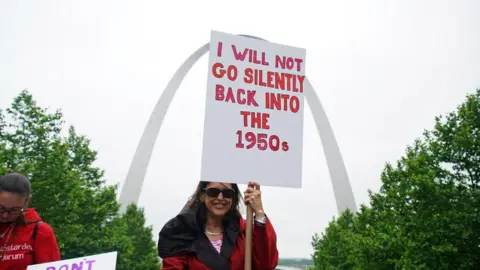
top-left (203, 188), bottom-right (235, 199)
top-left (0, 205), bottom-right (25, 216)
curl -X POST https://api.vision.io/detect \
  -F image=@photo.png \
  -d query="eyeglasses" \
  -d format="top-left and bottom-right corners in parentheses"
top-left (0, 205), bottom-right (25, 216)
top-left (203, 188), bottom-right (235, 199)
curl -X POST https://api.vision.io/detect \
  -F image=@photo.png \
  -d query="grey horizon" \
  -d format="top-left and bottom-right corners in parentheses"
top-left (118, 35), bottom-right (357, 215)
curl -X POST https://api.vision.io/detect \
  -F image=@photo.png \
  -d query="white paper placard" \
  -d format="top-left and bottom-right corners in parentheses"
top-left (200, 30), bottom-right (306, 188)
top-left (27, 251), bottom-right (117, 270)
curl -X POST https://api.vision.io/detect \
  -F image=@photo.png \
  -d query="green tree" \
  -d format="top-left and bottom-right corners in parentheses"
top-left (311, 210), bottom-right (356, 269)
top-left (312, 89), bottom-right (480, 269)
top-left (120, 204), bottom-right (161, 270)
top-left (99, 205), bottom-right (161, 270)
top-left (0, 90), bottom-right (160, 270)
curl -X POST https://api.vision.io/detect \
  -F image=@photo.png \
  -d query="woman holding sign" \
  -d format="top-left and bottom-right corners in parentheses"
top-left (0, 173), bottom-right (61, 269)
top-left (158, 181), bottom-right (278, 270)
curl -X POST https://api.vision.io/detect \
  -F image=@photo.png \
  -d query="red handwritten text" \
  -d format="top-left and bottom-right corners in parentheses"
top-left (240, 111), bottom-right (270, 129)
top-left (236, 131), bottom-right (289, 152)
top-left (215, 85), bottom-right (258, 106)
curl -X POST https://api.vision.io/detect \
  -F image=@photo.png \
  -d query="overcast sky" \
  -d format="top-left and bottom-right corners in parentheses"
top-left (1, 0), bottom-right (479, 258)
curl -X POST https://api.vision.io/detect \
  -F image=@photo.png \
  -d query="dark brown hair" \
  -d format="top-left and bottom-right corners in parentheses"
top-left (0, 173), bottom-right (31, 200)
top-left (0, 172), bottom-right (33, 224)
top-left (188, 181), bottom-right (243, 225)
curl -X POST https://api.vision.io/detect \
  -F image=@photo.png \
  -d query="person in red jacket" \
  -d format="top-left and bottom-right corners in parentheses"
top-left (158, 181), bottom-right (279, 270)
top-left (0, 173), bottom-right (61, 269)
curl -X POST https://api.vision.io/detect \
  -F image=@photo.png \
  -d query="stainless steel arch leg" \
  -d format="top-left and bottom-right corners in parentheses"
top-left (304, 80), bottom-right (357, 213)
top-left (118, 37), bottom-right (357, 214)
top-left (118, 43), bottom-right (209, 213)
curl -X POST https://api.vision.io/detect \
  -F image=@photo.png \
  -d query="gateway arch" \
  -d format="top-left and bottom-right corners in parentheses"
top-left (118, 35), bottom-right (357, 214)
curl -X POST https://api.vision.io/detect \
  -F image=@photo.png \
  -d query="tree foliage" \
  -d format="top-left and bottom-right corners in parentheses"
top-left (0, 90), bottom-right (160, 270)
top-left (312, 89), bottom-right (480, 269)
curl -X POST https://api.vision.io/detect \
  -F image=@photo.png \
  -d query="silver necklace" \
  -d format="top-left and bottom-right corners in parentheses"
top-left (204, 230), bottom-right (223, 236)
top-left (0, 225), bottom-right (13, 239)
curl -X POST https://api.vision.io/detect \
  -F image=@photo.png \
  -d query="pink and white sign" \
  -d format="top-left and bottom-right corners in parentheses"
top-left (200, 30), bottom-right (307, 188)
top-left (27, 251), bottom-right (117, 270)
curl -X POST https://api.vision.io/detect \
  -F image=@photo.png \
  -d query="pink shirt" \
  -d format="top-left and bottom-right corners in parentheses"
top-left (210, 239), bottom-right (223, 253)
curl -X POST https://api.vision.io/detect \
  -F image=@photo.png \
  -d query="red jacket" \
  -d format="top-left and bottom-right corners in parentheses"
top-left (0, 208), bottom-right (60, 269)
top-left (158, 206), bottom-right (278, 270)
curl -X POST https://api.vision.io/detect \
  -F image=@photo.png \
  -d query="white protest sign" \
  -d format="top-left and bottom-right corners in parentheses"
top-left (200, 30), bottom-right (306, 188)
top-left (27, 251), bottom-right (117, 270)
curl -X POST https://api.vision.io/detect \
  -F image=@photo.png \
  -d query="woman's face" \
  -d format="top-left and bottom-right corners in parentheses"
top-left (0, 191), bottom-right (27, 223)
top-left (202, 182), bottom-right (235, 218)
